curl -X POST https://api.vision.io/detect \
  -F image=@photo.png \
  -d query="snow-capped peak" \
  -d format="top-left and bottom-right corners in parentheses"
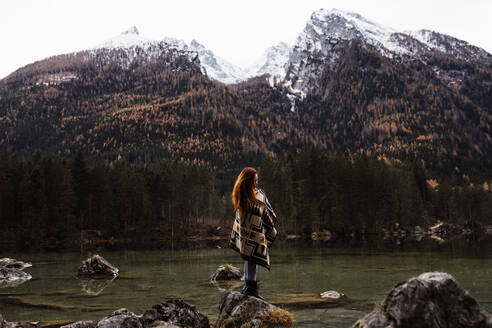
top-left (297, 8), bottom-right (404, 54)
top-left (285, 8), bottom-right (409, 102)
top-left (122, 26), bottom-right (139, 35)
top-left (189, 40), bottom-right (250, 84)
top-left (161, 36), bottom-right (188, 51)
top-left (94, 26), bottom-right (153, 49)
top-left (245, 42), bottom-right (291, 86)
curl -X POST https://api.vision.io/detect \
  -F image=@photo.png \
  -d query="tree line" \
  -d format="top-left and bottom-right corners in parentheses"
top-left (0, 148), bottom-right (491, 249)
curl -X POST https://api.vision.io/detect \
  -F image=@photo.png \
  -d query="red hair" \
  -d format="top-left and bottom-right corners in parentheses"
top-left (232, 167), bottom-right (258, 216)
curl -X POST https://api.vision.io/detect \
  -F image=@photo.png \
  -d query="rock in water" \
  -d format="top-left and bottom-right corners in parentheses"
top-left (0, 314), bottom-right (37, 328)
top-left (217, 291), bottom-right (294, 328)
top-left (141, 299), bottom-right (209, 328)
top-left (97, 309), bottom-right (141, 328)
top-left (0, 258), bottom-right (32, 270)
top-left (209, 265), bottom-right (242, 281)
top-left (77, 255), bottom-right (118, 278)
top-left (352, 272), bottom-right (492, 328)
top-left (0, 267), bottom-right (32, 288)
top-left (320, 290), bottom-right (344, 299)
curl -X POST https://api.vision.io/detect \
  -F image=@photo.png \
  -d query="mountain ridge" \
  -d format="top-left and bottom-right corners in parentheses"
top-left (1, 9), bottom-right (491, 182)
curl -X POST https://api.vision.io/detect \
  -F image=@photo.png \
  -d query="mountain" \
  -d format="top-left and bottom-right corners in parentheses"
top-left (1, 11), bottom-right (491, 182)
top-left (243, 42), bottom-right (291, 86)
top-left (91, 26), bottom-right (255, 84)
top-left (283, 9), bottom-right (492, 98)
top-left (188, 39), bottom-right (250, 84)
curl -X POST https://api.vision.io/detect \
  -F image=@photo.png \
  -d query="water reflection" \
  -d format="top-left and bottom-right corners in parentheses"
top-left (208, 280), bottom-right (243, 293)
top-left (79, 278), bottom-right (115, 296)
top-left (0, 278), bottom-right (31, 289)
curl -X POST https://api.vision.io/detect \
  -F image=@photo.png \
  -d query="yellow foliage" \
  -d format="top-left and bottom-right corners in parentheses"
top-left (224, 264), bottom-right (236, 271)
top-left (260, 308), bottom-right (294, 328)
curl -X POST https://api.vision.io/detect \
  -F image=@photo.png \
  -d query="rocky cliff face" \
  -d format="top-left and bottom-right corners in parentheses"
top-left (282, 9), bottom-right (492, 98)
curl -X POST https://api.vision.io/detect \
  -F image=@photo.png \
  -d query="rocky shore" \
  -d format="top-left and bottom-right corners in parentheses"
top-left (1, 257), bottom-right (491, 328)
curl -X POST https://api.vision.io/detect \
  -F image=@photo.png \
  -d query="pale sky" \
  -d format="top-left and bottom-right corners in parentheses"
top-left (1, 0), bottom-right (491, 79)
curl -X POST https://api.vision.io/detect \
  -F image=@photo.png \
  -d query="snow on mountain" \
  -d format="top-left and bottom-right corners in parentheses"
top-left (94, 26), bottom-right (154, 49)
top-left (88, 27), bottom-right (199, 71)
top-left (301, 9), bottom-right (407, 54)
top-left (92, 27), bottom-right (254, 84)
top-left (405, 29), bottom-right (492, 61)
top-left (283, 8), bottom-right (492, 101)
top-left (284, 8), bottom-right (411, 99)
top-left (245, 42), bottom-right (291, 86)
top-left (189, 40), bottom-right (249, 84)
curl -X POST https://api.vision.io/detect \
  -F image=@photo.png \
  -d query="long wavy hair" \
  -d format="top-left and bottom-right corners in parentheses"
top-left (232, 167), bottom-right (258, 217)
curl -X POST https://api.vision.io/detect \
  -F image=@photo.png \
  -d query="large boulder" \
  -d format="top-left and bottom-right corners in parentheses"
top-left (97, 309), bottom-right (141, 328)
top-left (141, 299), bottom-right (209, 328)
top-left (60, 321), bottom-right (96, 328)
top-left (209, 265), bottom-right (242, 281)
top-left (0, 267), bottom-right (32, 288)
top-left (0, 258), bottom-right (32, 270)
top-left (216, 292), bottom-right (294, 328)
top-left (77, 255), bottom-right (118, 278)
top-left (352, 272), bottom-right (492, 328)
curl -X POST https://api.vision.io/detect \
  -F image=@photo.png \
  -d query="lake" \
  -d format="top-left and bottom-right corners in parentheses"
top-left (1, 238), bottom-right (492, 327)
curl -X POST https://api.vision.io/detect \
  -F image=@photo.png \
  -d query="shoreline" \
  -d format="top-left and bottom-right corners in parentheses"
top-left (1, 222), bottom-right (490, 252)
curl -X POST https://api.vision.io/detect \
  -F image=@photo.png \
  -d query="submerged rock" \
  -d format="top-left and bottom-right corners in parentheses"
top-left (0, 267), bottom-right (32, 288)
top-left (0, 258), bottom-right (32, 270)
top-left (77, 255), bottom-right (118, 278)
top-left (141, 299), bottom-right (209, 328)
top-left (320, 290), bottom-right (344, 300)
top-left (210, 265), bottom-right (242, 281)
top-left (217, 291), bottom-right (294, 328)
top-left (272, 291), bottom-right (346, 309)
top-left (352, 272), bottom-right (492, 328)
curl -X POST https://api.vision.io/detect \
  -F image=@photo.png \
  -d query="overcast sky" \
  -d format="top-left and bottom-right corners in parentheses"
top-left (1, 0), bottom-right (491, 79)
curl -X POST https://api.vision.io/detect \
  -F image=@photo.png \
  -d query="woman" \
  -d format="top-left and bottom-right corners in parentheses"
top-left (230, 167), bottom-right (277, 299)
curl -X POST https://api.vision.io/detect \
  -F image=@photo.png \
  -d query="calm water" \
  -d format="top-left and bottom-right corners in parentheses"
top-left (1, 239), bottom-right (492, 327)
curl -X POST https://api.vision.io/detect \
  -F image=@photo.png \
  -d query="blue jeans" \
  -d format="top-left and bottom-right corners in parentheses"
top-left (244, 260), bottom-right (258, 281)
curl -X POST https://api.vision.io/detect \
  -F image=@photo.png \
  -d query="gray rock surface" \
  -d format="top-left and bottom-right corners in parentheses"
top-left (0, 258), bottom-right (32, 270)
top-left (0, 267), bottom-right (32, 288)
top-left (141, 299), bottom-right (209, 328)
top-left (77, 255), bottom-right (118, 278)
top-left (217, 291), bottom-right (292, 328)
top-left (3, 321), bottom-right (37, 328)
top-left (97, 309), bottom-right (141, 328)
top-left (352, 272), bottom-right (492, 328)
top-left (147, 322), bottom-right (180, 328)
top-left (60, 321), bottom-right (96, 328)
top-left (209, 265), bottom-right (242, 281)
top-left (4, 299), bottom-right (209, 328)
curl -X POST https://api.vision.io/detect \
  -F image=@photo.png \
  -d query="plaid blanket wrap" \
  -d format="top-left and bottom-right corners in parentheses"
top-left (230, 189), bottom-right (277, 270)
